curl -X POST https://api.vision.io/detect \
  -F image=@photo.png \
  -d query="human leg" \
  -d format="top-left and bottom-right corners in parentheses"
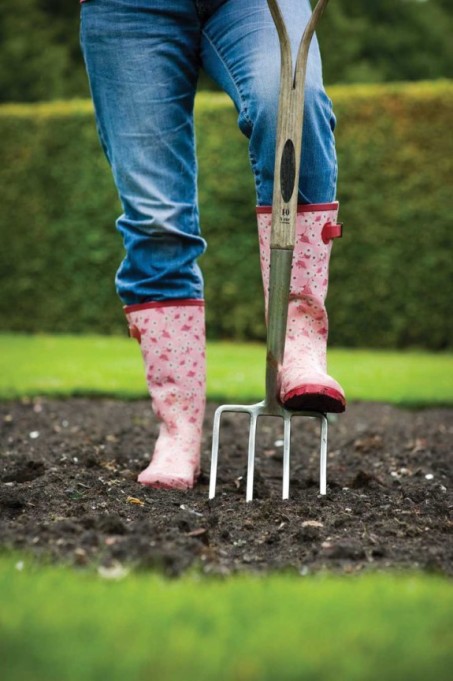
top-left (201, 0), bottom-right (336, 206)
top-left (125, 301), bottom-right (205, 489)
top-left (80, 0), bottom-right (206, 487)
top-left (201, 0), bottom-right (344, 412)
top-left (257, 204), bottom-right (345, 412)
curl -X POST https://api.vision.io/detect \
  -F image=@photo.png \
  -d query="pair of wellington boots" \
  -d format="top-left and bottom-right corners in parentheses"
top-left (125, 203), bottom-right (345, 490)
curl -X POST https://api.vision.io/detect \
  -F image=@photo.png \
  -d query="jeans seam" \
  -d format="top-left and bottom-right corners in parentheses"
top-left (250, 147), bottom-right (264, 203)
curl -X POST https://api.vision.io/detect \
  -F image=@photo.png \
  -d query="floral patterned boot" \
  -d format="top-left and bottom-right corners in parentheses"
top-left (257, 202), bottom-right (346, 413)
top-left (124, 300), bottom-right (206, 489)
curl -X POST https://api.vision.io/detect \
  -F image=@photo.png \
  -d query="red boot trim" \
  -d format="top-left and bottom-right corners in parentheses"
top-left (256, 202), bottom-right (339, 215)
top-left (283, 384), bottom-right (346, 414)
top-left (321, 222), bottom-right (343, 244)
top-left (124, 299), bottom-right (204, 314)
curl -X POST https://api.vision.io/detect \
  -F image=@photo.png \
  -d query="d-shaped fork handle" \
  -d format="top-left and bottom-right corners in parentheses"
top-left (267, 0), bottom-right (330, 249)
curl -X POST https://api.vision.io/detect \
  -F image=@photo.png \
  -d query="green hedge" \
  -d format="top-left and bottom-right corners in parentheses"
top-left (1, 81), bottom-right (452, 348)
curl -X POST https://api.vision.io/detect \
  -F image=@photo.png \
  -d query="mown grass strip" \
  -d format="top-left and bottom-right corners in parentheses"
top-left (1, 557), bottom-right (452, 681)
top-left (1, 333), bottom-right (452, 405)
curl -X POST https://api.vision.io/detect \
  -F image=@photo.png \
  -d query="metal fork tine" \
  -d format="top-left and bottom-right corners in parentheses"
top-left (246, 412), bottom-right (259, 502)
top-left (282, 414), bottom-right (291, 500)
top-left (209, 404), bottom-right (330, 500)
top-left (319, 414), bottom-right (328, 495)
top-left (209, 406), bottom-right (223, 500)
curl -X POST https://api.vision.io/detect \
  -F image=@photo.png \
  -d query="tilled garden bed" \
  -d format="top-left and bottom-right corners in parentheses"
top-left (1, 398), bottom-right (452, 576)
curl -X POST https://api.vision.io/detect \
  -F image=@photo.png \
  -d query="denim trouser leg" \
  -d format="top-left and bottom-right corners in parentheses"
top-left (201, 0), bottom-right (337, 206)
top-left (80, 0), bottom-right (337, 304)
top-left (80, 0), bottom-right (205, 304)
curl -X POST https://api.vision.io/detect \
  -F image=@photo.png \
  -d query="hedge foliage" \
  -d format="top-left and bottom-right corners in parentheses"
top-left (1, 81), bottom-right (452, 348)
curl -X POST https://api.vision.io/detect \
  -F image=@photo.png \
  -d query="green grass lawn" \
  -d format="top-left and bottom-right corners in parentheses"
top-left (1, 557), bottom-right (452, 681)
top-left (1, 333), bottom-right (452, 405)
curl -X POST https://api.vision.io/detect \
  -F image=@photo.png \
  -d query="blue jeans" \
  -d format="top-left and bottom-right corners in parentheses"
top-left (80, 0), bottom-right (337, 304)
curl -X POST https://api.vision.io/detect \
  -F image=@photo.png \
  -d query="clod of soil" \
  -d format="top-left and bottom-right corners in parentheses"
top-left (1, 398), bottom-right (452, 576)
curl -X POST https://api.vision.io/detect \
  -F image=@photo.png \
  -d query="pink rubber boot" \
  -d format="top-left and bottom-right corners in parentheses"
top-left (124, 300), bottom-right (206, 490)
top-left (257, 202), bottom-right (346, 413)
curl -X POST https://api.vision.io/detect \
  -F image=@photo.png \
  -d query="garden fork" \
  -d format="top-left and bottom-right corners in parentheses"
top-left (209, 0), bottom-right (331, 502)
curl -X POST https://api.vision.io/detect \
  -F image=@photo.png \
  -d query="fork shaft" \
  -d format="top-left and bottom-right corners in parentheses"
top-left (265, 248), bottom-right (293, 409)
top-left (246, 413), bottom-right (259, 502)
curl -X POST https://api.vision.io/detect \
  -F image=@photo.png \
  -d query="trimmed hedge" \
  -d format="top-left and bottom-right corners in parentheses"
top-left (1, 81), bottom-right (452, 348)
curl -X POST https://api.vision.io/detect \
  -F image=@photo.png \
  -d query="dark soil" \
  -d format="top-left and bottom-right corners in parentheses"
top-left (1, 398), bottom-right (452, 577)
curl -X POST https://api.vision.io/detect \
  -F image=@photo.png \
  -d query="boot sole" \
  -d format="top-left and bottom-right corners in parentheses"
top-left (283, 385), bottom-right (346, 413)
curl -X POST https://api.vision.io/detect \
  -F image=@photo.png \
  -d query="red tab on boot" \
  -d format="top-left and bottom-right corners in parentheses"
top-left (321, 222), bottom-right (343, 244)
top-left (128, 324), bottom-right (141, 343)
